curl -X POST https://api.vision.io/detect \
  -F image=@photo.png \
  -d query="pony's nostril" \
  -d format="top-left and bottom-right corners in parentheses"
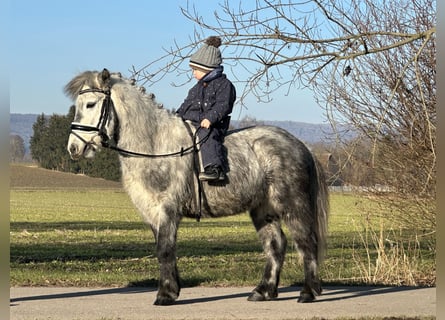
top-left (69, 144), bottom-right (78, 155)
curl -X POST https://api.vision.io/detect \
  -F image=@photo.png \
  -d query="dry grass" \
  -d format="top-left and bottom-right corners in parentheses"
top-left (10, 163), bottom-right (122, 190)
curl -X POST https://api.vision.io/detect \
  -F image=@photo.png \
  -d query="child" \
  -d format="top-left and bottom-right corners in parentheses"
top-left (176, 36), bottom-right (236, 181)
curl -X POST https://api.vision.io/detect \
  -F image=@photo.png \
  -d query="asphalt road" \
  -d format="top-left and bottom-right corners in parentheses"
top-left (10, 285), bottom-right (436, 320)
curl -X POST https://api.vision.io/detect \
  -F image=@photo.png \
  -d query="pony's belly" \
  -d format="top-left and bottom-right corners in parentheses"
top-left (199, 180), bottom-right (266, 217)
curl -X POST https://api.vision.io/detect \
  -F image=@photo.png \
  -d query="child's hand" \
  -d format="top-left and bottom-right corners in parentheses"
top-left (200, 119), bottom-right (211, 129)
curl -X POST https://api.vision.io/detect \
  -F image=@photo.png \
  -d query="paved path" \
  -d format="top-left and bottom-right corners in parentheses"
top-left (10, 286), bottom-right (436, 320)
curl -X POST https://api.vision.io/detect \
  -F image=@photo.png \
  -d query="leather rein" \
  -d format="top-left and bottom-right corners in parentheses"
top-left (70, 88), bottom-right (208, 158)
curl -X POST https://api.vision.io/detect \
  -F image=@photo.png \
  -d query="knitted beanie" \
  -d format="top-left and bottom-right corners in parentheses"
top-left (189, 36), bottom-right (222, 71)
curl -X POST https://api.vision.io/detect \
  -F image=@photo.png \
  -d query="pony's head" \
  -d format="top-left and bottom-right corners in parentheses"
top-left (65, 68), bottom-right (119, 160)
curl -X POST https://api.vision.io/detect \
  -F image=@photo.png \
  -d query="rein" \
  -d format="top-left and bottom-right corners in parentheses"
top-left (70, 88), bottom-right (210, 159)
top-left (103, 126), bottom-right (208, 159)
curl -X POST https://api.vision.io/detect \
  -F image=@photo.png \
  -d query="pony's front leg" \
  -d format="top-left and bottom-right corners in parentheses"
top-left (153, 219), bottom-right (180, 306)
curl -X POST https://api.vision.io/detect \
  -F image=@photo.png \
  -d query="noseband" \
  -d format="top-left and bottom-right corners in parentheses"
top-left (70, 88), bottom-right (114, 146)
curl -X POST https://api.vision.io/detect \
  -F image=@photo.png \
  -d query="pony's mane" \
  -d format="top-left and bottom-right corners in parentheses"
top-left (119, 76), bottom-right (168, 113)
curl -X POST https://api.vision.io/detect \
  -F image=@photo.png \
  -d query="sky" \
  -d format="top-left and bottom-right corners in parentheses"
top-left (9, 0), bottom-right (327, 123)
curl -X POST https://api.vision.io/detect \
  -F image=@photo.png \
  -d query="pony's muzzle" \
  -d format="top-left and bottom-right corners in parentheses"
top-left (68, 141), bottom-right (98, 160)
top-left (67, 132), bottom-right (101, 160)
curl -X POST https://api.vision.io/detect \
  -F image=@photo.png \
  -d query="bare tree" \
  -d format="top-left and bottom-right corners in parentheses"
top-left (310, 0), bottom-right (436, 231)
top-left (10, 135), bottom-right (25, 162)
top-left (133, 0), bottom-right (434, 103)
top-left (133, 0), bottom-right (436, 229)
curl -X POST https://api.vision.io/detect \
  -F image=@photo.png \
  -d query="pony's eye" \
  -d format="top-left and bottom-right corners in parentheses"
top-left (86, 102), bottom-right (96, 109)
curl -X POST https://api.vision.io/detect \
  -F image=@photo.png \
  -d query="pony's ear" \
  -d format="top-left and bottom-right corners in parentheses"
top-left (99, 68), bottom-right (111, 88)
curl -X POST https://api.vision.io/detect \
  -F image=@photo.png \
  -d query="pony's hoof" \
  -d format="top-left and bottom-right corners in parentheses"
top-left (247, 290), bottom-right (275, 301)
top-left (154, 296), bottom-right (176, 306)
top-left (297, 291), bottom-right (316, 303)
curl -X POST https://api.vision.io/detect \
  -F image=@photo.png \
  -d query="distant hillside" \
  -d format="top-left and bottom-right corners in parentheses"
top-left (231, 120), bottom-right (355, 145)
top-left (10, 113), bottom-right (355, 156)
top-left (10, 113), bottom-right (40, 155)
top-left (263, 120), bottom-right (343, 145)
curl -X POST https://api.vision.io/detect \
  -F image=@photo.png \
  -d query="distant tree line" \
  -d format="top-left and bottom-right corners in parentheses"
top-left (29, 106), bottom-right (121, 181)
top-left (24, 108), bottom-right (350, 185)
top-left (19, 107), bottom-right (400, 188)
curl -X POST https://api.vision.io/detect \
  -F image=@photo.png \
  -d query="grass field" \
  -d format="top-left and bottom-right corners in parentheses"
top-left (10, 164), bottom-right (435, 288)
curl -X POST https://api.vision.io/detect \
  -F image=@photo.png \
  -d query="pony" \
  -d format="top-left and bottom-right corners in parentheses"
top-left (65, 68), bottom-right (329, 306)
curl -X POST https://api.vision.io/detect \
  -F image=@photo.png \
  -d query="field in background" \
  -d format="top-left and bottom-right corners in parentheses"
top-left (10, 164), bottom-right (435, 288)
top-left (10, 164), bottom-right (122, 189)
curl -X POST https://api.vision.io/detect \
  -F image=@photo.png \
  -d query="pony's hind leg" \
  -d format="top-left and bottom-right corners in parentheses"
top-left (287, 219), bottom-right (322, 303)
top-left (298, 240), bottom-right (322, 302)
top-left (247, 208), bottom-right (287, 301)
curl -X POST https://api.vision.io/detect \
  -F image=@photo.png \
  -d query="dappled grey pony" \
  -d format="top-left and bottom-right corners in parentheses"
top-left (65, 68), bottom-right (329, 305)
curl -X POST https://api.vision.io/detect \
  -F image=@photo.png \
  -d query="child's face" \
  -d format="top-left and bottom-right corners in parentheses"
top-left (192, 68), bottom-right (207, 80)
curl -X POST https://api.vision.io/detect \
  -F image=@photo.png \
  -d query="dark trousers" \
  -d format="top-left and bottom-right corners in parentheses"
top-left (196, 127), bottom-right (226, 170)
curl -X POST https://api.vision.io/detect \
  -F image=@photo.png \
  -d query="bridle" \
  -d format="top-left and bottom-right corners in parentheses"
top-left (70, 88), bottom-right (113, 147)
top-left (69, 87), bottom-right (209, 158)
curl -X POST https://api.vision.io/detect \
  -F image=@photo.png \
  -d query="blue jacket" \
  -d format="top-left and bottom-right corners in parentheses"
top-left (177, 68), bottom-right (236, 129)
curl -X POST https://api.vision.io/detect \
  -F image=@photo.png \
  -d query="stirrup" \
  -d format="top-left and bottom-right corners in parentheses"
top-left (199, 166), bottom-right (225, 181)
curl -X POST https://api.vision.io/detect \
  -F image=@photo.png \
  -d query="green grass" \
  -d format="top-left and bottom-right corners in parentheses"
top-left (10, 188), bottom-right (435, 288)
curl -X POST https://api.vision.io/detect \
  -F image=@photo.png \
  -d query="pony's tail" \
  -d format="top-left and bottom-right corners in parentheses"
top-left (313, 157), bottom-right (329, 265)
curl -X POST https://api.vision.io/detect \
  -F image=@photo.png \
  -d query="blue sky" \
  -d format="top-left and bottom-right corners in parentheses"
top-left (10, 0), bottom-right (326, 123)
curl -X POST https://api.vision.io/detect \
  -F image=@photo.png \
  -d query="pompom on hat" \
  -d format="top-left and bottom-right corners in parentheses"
top-left (189, 36), bottom-right (222, 71)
